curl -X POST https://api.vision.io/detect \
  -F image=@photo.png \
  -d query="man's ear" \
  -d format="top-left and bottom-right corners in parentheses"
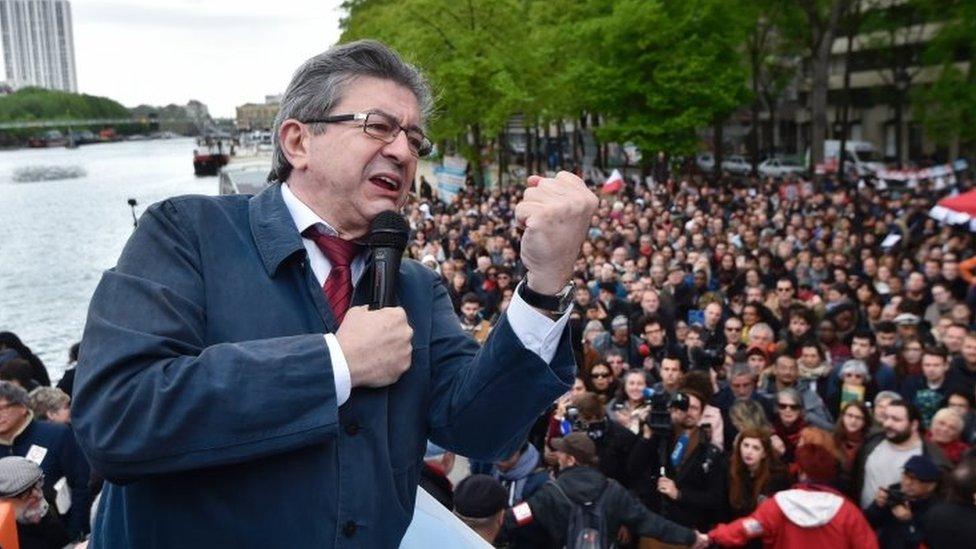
top-left (278, 119), bottom-right (310, 173)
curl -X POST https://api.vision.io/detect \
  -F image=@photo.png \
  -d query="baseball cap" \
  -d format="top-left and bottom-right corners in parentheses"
top-left (611, 315), bottom-right (629, 330)
top-left (453, 474), bottom-right (507, 519)
top-left (550, 432), bottom-right (598, 466)
top-left (903, 455), bottom-right (941, 482)
top-left (894, 313), bottom-right (921, 326)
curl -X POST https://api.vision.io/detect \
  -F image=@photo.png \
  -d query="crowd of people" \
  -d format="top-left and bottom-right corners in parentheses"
top-left (4, 165), bottom-right (976, 548)
top-left (407, 168), bottom-right (976, 548)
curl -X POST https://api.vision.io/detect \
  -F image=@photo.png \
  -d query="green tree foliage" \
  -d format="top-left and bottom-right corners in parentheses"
top-left (913, 0), bottom-right (976, 150)
top-left (0, 87), bottom-right (129, 121)
top-left (340, 0), bottom-right (751, 170)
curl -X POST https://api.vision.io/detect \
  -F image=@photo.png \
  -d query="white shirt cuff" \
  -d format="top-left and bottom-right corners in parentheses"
top-left (324, 333), bottom-right (352, 406)
top-left (506, 283), bottom-right (572, 364)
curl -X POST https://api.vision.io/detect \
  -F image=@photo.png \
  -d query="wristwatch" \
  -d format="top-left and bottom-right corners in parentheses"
top-left (518, 281), bottom-right (574, 317)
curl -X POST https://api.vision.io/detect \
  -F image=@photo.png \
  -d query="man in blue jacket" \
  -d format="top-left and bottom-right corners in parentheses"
top-left (0, 382), bottom-right (91, 539)
top-left (73, 40), bottom-right (597, 547)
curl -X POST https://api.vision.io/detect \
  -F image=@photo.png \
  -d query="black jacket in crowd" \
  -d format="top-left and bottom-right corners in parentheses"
top-left (923, 501), bottom-right (976, 549)
top-left (590, 419), bottom-right (638, 487)
top-left (864, 482), bottom-right (937, 549)
top-left (501, 465), bottom-right (696, 548)
top-left (626, 428), bottom-right (728, 531)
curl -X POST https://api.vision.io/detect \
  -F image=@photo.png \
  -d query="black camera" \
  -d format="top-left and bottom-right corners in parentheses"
top-left (640, 388), bottom-right (688, 434)
top-left (690, 346), bottom-right (724, 371)
top-left (886, 487), bottom-right (907, 507)
top-left (564, 405), bottom-right (606, 441)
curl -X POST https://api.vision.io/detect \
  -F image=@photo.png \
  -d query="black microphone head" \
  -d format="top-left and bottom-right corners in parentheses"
top-left (367, 210), bottom-right (409, 250)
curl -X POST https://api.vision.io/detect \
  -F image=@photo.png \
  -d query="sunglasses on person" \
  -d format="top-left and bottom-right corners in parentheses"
top-left (590, 372), bottom-right (612, 379)
top-left (777, 402), bottom-right (801, 411)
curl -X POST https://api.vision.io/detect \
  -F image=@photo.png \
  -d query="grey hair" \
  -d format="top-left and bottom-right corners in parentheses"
top-left (0, 381), bottom-right (28, 407)
top-left (749, 323), bottom-right (774, 339)
top-left (269, 40), bottom-right (434, 182)
top-left (874, 390), bottom-right (901, 408)
top-left (730, 363), bottom-right (754, 380)
top-left (776, 387), bottom-right (803, 408)
top-left (840, 359), bottom-right (871, 382)
top-left (27, 387), bottom-right (69, 419)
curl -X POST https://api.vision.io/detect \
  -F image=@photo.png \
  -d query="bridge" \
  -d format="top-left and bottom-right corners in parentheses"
top-left (0, 118), bottom-right (188, 130)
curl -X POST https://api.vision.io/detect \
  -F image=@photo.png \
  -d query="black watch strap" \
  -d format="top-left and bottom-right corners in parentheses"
top-left (518, 281), bottom-right (571, 314)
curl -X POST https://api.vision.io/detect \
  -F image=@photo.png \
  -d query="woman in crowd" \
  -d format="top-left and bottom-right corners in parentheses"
top-left (834, 401), bottom-right (871, 476)
top-left (582, 362), bottom-right (617, 404)
top-left (928, 408), bottom-right (970, 465)
top-left (830, 359), bottom-right (871, 415)
top-left (605, 369), bottom-right (649, 434)
top-left (771, 388), bottom-right (807, 464)
top-left (728, 428), bottom-right (791, 525)
top-left (894, 338), bottom-right (925, 389)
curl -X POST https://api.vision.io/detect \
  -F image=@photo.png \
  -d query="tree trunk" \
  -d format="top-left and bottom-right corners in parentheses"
top-left (498, 130), bottom-right (506, 188)
top-left (471, 123), bottom-right (484, 187)
top-left (895, 93), bottom-right (905, 169)
top-left (555, 119), bottom-right (565, 170)
top-left (712, 116), bottom-right (724, 183)
top-left (807, 0), bottom-right (850, 172)
top-left (523, 119), bottom-right (531, 176)
top-left (839, 7), bottom-right (857, 183)
top-left (534, 121), bottom-right (544, 174)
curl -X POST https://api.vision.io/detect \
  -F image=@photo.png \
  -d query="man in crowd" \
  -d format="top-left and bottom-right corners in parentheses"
top-left (452, 474), bottom-right (509, 545)
top-left (502, 432), bottom-right (708, 548)
top-left (458, 292), bottom-right (492, 344)
top-left (760, 354), bottom-right (833, 429)
top-left (73, 40), bottom-right (597, 547)
top-left (0, 382), bottom-right (91, 540)
top-left (855, 399), bottom-right (949, 509)
top-left (864, 454), bottom-right (942, 549)
top-left (627, 390), bottom-right (728, 532)
top-left (491, 441), bottom-right (550, 507)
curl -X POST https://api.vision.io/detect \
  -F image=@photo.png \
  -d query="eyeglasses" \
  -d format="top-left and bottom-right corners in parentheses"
top-left (725, 325), bottom-right (742, 331)
top-left (843, 372), bottom-right (863, 378)
top-left (777, 402), bottom-right (801, 411)
top-left (843, 412), bottom-right (865, 421)
top-left (302, 111), bottom-right (433, 157)
top-left (776, 287), bottom-right (793, 293)
top-left (590, 372), bottom-right (612, 379)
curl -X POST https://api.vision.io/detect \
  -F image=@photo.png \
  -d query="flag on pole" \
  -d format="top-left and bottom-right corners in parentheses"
top-left (602, 169), bottom-right (624, 194)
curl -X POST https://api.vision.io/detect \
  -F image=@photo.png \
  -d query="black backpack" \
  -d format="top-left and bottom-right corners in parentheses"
top-left (549, 479), bottom-right (611, 549)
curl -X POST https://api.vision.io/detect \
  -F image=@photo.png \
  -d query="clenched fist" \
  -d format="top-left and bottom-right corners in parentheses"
top-left (336, 306), bottom-right (413, 388)
top-left (515, 171), bottom-right (599, 295)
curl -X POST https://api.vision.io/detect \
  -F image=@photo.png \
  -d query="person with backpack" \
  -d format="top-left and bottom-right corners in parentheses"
top-left (500, 432), bottom-right (709, 549)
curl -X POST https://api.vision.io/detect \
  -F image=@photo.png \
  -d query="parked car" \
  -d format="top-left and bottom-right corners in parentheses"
top-left (696, 152), bottom-right (715, 173)
top-left (758, 157), bottom-right (807, 178)
top-left (721, 155), bottom-right (751, 175)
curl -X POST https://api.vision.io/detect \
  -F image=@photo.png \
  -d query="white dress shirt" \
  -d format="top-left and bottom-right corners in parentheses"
top-left (280, 183), bottom-right (571, 406)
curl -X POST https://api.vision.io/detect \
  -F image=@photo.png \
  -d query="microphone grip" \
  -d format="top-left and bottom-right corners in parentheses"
top-left (369, 247), bottom-right (400, 310)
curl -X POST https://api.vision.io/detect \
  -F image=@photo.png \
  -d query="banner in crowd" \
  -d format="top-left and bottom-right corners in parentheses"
top-left (435, 156), bottom-right (468, 203)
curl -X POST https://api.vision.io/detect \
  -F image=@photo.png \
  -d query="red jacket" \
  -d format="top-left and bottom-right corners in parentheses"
top-left (708, 484), bottom-right (878, 549)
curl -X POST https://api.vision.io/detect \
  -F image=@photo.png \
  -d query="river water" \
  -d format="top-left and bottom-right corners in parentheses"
top-left (0, 138), bottom-right (218, 381)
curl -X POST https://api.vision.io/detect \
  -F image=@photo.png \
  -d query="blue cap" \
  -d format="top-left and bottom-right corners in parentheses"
top-left (903, 455), bottom-right (941, 482)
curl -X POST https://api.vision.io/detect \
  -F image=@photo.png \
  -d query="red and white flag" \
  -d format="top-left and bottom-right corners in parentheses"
top-left (602, 169), bottom-right (624, 194)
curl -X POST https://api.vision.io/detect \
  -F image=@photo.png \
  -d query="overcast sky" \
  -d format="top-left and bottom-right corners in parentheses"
top-left (73, 0), bottom-right (345, 117)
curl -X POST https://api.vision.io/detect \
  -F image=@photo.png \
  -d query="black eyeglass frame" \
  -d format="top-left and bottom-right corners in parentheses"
top-left (301, 112), bottom-right (433, 157)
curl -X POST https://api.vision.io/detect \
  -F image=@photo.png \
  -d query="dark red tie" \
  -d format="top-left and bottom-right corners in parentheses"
top-left (304, 229), bottom-right (363, 325)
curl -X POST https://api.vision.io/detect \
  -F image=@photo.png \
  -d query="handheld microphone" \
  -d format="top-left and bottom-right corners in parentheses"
top-left (367, 210), bottom-right (410, 310)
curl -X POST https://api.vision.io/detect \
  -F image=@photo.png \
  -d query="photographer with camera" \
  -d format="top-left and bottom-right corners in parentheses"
top-left (626, 388), bottom-right (728, 533)
top-left (557, 392), bottom-right (637, 486)
top-left (864, 455), bottom-right (942, 549)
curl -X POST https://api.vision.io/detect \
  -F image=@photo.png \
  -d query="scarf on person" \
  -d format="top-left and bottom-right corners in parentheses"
top-left (493, 444), bottom-right (541, 506)
top-left (798, 360), bottom-right (832, 381)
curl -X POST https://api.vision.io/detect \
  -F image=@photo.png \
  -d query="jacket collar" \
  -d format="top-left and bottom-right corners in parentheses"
top-left (249, 184), bottom-right (306, 276)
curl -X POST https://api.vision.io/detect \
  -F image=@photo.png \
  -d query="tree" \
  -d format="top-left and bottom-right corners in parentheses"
top-left (340, 0), bottom-right (532, 186)
top-left (778, 0), bottom-right (852, 170)
top-left (912, 0), bottom-right (976, 159)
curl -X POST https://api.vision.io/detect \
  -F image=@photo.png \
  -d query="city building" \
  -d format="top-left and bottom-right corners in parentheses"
top-left (236, 96), bottom-right (280, 132)
top-left (0, 0), bottom-right (77, 92)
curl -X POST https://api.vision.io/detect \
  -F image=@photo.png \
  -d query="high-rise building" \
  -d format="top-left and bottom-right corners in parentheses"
top-left (0, 0), bottom-right (77, 92)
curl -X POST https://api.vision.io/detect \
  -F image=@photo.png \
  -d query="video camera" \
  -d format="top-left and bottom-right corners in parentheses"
top-left (563, 406), bottom-right (607, 441)
top-left (640, 388), bottom-right (688, 435)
